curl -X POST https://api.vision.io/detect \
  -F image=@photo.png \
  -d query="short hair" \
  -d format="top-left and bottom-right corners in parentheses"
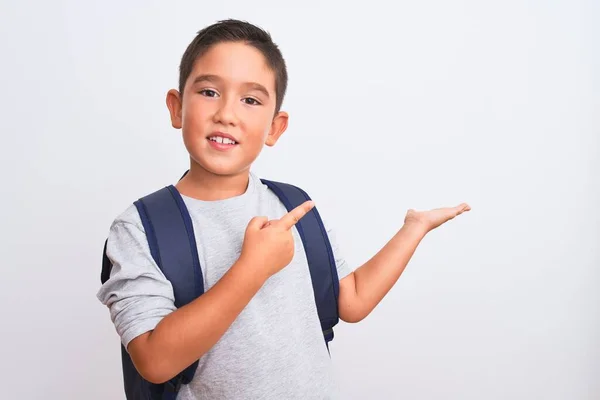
top-left (178, 19), bottom-right (288, 113)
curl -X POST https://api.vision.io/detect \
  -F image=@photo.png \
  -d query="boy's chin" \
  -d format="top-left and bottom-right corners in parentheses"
top-left (191, 159), bottom-right (253, 178)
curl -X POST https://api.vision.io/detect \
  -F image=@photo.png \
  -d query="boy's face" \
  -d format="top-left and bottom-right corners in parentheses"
top-left (166, 41), bottom-right (288, 178)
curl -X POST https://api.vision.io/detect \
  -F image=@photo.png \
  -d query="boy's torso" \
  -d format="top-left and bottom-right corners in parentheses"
top-left (100, 173), bottom-right (340, 399)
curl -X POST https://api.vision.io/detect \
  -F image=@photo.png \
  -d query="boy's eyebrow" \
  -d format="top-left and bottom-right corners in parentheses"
top-left (246, 82), bottom-right (270, 99)
top-left (192, 74), bottom-right (270, 98)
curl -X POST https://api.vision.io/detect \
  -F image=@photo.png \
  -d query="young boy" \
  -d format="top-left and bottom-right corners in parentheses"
top-left (97, 19), bottom-right (470, 399)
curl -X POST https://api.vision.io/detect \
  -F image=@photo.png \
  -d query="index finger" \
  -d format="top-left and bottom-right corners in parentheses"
top-left (279, 200), bottom-right (315, 230)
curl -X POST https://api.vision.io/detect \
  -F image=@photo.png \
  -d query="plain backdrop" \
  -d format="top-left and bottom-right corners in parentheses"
top-left (1, 1), bottom-right (598, 399)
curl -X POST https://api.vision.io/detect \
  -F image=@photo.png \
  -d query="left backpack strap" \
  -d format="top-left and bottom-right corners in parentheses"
top-left (260, 179), bottom-right (340, 347)
top-left (133, 185), bottom-right (205, 399)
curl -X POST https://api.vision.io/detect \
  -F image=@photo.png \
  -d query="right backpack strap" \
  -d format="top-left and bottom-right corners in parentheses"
top-left (134, 185), bottom-right (204, 305)
top-left (260, 179), bottom-right (340, 347)
top-left (133, 185), bottom-right (205, 399)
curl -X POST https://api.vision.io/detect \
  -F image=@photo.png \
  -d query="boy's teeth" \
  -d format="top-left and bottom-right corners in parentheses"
top-left (209, 136), bottom-right (236, 145)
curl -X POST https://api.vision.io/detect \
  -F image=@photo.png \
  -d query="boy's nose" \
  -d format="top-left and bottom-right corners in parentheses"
top-left (212, 99), bottom-right (239, 126)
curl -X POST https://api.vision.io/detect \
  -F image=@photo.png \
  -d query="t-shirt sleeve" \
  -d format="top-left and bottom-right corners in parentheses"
top-left (96, 205), bottom-right (177, 350)
top-left (319, 214), bottom-right (354, 281)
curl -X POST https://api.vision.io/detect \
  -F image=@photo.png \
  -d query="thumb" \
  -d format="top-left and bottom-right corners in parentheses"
top-left (247, 216), bottom-right (269, 231)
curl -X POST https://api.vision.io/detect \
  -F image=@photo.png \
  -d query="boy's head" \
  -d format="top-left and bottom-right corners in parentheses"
top-left (166, 19), bottom-right (290, 178)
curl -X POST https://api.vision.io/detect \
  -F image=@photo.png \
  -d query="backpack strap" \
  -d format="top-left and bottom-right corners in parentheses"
top-left (134, 185), bottom-right (204, 305)
top-left (260, 179), bottom-right (340, 346)
top-left (133, 185), bottom-right (204, 399)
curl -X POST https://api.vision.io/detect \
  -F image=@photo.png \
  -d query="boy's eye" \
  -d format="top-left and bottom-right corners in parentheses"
top-left (199, 89), bottom-right (218, 97)
top-left (242, 97), bottom-right (261, 106)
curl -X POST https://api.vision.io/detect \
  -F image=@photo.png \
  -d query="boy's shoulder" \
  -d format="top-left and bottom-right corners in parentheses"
top-left (107, 179), bottom-right (188, 232)
top-left (107, 201), bottom-right (145, 239)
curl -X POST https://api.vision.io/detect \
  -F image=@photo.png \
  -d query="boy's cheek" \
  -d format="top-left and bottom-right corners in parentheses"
top-left (182, 109), bottom-right (207, 132)
top-left (183, 96), bottom-right (209, 117)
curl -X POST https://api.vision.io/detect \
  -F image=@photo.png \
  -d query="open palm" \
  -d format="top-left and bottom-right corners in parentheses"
top-left (404, 203), bottom-right (471, 233)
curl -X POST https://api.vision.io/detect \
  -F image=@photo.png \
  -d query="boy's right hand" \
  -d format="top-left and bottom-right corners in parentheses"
top-left (240, 200), bottom-right (315, 279)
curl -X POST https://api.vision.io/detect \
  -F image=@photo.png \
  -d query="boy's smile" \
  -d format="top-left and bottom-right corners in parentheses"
top-left (207, 131), bottom-right (239, 151)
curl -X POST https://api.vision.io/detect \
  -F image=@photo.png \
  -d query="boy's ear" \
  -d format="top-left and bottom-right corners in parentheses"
top-left (265, 111), bottom-right (289, 147)
top-left (166, 89), bottom-right (183, 129)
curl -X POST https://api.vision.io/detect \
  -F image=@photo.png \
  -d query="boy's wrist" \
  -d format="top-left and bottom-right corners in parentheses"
top-left (234, 255), bottom-right (271, 287)
top-left (401, 220), bottom-right (430, 238)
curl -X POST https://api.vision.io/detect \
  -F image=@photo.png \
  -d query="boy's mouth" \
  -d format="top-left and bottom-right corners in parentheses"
top-left (207, 133), bottom-right (238, 151)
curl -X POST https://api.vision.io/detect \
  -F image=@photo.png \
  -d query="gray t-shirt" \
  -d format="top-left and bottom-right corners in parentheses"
top-left (97, 172), bottom-right (352, 399)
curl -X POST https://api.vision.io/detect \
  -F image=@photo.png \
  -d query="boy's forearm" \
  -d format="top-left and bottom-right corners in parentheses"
top-left (350, 221), bottom-right (428, 320)
top-left (129, 258), bottom-right (267, 383)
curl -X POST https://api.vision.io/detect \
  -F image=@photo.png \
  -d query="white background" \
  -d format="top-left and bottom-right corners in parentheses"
top-left (1, 1), bottom-right (598, 399)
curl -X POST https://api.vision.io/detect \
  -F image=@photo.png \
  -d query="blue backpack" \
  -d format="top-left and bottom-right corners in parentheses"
top-left (100, 176), bottom-right (340, 400)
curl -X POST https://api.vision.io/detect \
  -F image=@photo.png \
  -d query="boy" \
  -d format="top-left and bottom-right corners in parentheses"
top-left (97, 19), bottom-right (470, 399)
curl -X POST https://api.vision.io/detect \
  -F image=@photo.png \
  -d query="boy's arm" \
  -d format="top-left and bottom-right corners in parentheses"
top-left (128, 256), bottom-right (267, 384)
top-left (338, 203), bottom-right (470, 323)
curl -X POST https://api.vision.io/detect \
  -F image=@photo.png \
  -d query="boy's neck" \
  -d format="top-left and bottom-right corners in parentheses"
top-left (175, 164), bottom-right (250, 201)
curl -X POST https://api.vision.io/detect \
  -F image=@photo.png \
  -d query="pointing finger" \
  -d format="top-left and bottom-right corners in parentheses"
top-left (278, 200), bottom-right (315, 230)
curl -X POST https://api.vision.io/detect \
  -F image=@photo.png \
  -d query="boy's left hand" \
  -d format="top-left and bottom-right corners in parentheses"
top-left (404, 203), bottom-right (471, 233)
